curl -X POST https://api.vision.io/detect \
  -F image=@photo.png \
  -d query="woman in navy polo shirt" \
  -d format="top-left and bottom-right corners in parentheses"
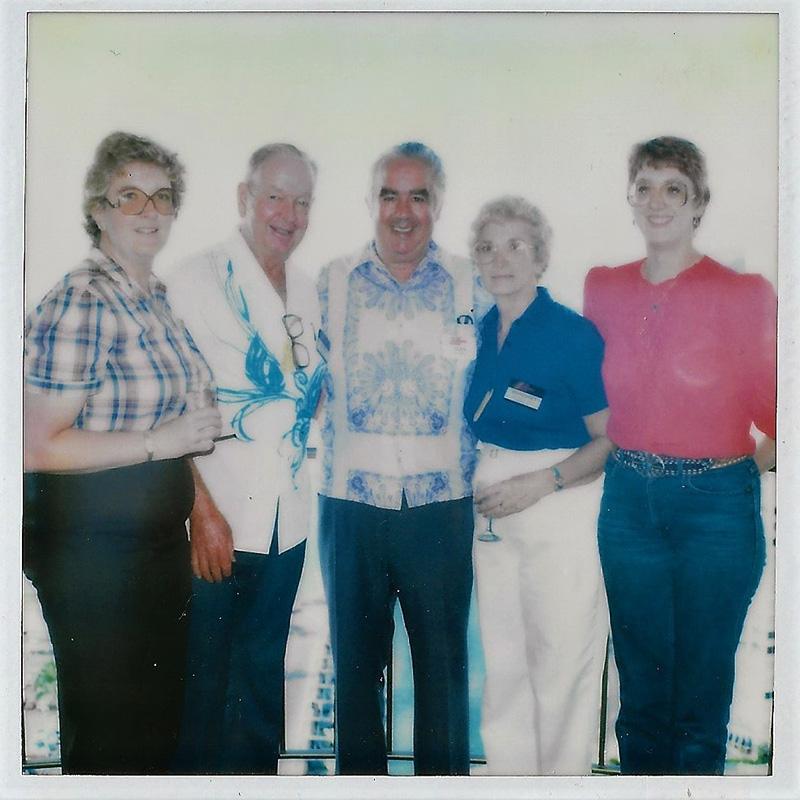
top-left (464, 196), bottom-right (612, 776)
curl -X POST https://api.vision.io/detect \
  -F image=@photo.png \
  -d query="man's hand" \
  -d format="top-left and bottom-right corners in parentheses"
top-left (189, 459), bottom-right (234, 582)
top-left (190, 504), bottom-right (234, 582)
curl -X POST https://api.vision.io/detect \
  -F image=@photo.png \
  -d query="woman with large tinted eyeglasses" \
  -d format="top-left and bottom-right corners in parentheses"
top-left (23, 131), bottom-right (222, 774)
top-left (584, 136), bottom-right (777, 775)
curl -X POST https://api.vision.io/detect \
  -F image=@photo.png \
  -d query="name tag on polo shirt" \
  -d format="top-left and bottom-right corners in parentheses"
top-left (503, 379), bottom-right (544, 410)
top-left (440, 325), bottom-right (477, 363)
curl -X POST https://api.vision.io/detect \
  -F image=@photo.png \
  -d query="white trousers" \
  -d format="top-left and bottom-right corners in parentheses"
top-left (474, 445), bottom-right (609, 776)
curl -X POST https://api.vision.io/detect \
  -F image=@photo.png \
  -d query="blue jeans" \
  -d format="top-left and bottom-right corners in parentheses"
top-left (319, 494), bottom-right (473, 776)
top-left (172, 526), bottom-right (305, 774)
top-left (598, 455), bottom-right (766, 775)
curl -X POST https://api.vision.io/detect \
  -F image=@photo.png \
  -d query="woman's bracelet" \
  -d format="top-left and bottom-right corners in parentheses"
top-left (143, 430), bottom-right (155, 462)
top-left (550, 465), bottom-right (564, 492)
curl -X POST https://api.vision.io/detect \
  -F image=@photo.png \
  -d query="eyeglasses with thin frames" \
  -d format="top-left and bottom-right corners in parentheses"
top-left (104, 187), bottom-right (177, 216)
top-left (627, 180), bottom-right (694, 210)
top-left (282, 314), bottom-right (310, 370)
top-left (472, 238), bottom-right (535, 265)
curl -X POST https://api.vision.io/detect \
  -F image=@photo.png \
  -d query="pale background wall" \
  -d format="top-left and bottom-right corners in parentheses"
top-left (23, 10), bottom-right (781, 743)
top-left (25, 11), bottom-right (777, 313)
top-left (9, 5), bottom-right (800, 799)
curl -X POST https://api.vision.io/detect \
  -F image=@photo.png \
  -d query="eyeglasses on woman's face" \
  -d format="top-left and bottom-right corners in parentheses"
top-left (104, 187), bottom-right (177, 216)
top-left (472, 238), bottom-right (535, 265)
top-left (627, 179), bottom-right (694, 210)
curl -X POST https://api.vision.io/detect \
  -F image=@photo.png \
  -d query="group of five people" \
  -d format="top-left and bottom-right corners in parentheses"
top-left (23, 131), bottom-right (776, 777)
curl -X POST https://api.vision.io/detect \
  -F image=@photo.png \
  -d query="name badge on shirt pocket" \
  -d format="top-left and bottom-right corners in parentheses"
top-left (440, 325), bottom-right (477, 363)
top-left (503, 379), bottom-right (544, 410)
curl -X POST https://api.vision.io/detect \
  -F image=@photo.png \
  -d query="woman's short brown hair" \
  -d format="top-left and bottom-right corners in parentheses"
top-left (82, 131), bottom-right (186, 245)
top-left (628, 136), bottom-right (711, 209)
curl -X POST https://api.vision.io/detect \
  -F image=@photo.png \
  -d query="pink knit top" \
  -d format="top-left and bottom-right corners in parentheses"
top-left (584, 256), bottom-right (776, 458)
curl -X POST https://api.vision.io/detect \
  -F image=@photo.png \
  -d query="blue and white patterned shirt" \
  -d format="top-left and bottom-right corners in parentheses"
top-left (168, 230), bottom-right (325, 554)
top-left (25, 249), bottom-right (212, 432)
top-left (317, 241), bottom-right (490, 509)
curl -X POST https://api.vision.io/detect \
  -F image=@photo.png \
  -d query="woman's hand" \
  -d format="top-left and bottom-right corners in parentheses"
top-left (151, 407), bottom-right (222, 460)
top-left (475, 469), bottom-right (554, 519)
top-left (473, 411), bottom-right (613, 520)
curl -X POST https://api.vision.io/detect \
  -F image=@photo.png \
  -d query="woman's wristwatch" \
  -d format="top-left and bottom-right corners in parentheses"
top-left (550, 465), bottom-right (564, 492)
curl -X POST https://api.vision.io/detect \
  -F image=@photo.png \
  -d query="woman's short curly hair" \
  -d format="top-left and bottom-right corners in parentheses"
top-left (470, 196), bottom-right (553, 271)
top-left (82, 131), bottom-right (186, 245)
top-left (628, 136), bottom-right (711, 209)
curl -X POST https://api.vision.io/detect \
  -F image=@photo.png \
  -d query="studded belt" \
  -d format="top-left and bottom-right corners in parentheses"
top-left (613, 448), bottom-right (749, 478)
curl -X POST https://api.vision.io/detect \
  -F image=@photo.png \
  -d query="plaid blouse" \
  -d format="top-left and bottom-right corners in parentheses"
top-left (25, 250), bottom-right (213, 433)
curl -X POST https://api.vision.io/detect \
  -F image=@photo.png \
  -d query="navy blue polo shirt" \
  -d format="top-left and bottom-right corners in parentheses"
top-left (464, 288), bottom-right (607, 451)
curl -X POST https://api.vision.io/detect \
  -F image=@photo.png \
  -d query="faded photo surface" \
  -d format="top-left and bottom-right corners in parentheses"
top-left (15, 7), bottom-right (787, 798)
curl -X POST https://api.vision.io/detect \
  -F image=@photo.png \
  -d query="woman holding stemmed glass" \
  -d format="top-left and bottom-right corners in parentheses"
top-left (463, 196), bottom-right (612, 775)
top-left (23, 131), bottom-right (221, 774)
top-left (584, 136), bottom-right (776, 775)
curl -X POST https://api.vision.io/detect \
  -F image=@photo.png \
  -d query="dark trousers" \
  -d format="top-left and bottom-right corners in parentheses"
top-left (23, 459), bottom-right (194, 775)
top-left (598, 456), bottom-right (766, 775)
top-left (172, 522), bottom-right (305, 774)
top-left (318, 494), bottom-right (474, 776)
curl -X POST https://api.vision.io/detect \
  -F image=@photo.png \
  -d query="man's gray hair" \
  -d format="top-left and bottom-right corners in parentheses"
top-left (368, 141), bottom-right (446, 216)
top-left (470, 196), bottom-right (553, 270)
top-left (245, 143), bottom-right (318, 188)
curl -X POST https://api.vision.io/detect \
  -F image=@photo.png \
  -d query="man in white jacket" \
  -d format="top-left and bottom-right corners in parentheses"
top-left (168, 144), bottom-right (323, 774)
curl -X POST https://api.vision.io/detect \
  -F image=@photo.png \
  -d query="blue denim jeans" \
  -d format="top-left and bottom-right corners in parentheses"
top-left (598, 454), bottom-right (766, 775)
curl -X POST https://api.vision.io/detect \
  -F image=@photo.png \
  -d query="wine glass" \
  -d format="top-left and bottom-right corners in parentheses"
top-left (474, 478), bottom-right (501, 543)
top-left (186, 378), bottom-right (217, 411)
top-left (186, 378), bottom-right (233, 444)
top-left (477, 515), bottom-right (501, 543)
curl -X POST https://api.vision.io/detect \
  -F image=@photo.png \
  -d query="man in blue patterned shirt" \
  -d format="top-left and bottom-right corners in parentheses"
top-left (317, 142), bottom-right (485, 775)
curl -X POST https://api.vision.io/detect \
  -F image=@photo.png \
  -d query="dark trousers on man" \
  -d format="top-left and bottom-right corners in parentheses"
top-left (172, 523), bottom-right (305, 774)
top-left (318, 494), bottom-right (474, 776)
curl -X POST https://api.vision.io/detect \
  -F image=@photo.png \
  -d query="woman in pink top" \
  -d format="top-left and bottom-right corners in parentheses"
top-left (583, 136), bottom-right (776, 775)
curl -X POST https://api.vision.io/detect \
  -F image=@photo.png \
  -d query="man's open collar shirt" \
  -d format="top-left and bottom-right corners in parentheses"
top-left (317, 240), bottom-right (490, 509)
top-left (168, 229), bottom-right (324, 554)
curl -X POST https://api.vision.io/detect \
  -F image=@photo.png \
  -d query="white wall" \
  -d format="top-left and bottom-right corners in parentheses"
top-left (14, 7), bottom-right (796, 794)
top-left (25, 11), bottom-right (777, 314)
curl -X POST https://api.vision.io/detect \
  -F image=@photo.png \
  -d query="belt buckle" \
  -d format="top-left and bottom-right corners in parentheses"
top-left (649, 453), bottom-right (666, 478)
